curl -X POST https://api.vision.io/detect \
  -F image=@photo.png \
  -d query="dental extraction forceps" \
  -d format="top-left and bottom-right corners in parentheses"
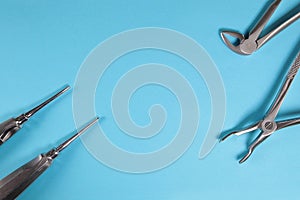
top-left (221, 52), bottom-right (300, 163)
top-left (0, 86), bottom-right (70, 145)
top-left (221, 0), bottom-right (300, 55)
top-left (0, 117), bottom-right (99, 200)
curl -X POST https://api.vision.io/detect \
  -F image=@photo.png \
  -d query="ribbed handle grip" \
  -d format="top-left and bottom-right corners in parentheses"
top-left (287, 52), bottom-right (300, 79)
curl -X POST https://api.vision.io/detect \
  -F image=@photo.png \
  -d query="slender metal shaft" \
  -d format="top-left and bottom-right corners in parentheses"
top-left (258, 11), bottom-right (300, 48)
top-left (25, 86), bottom-right (70, 118)
top-left (0, 85), bottom-right (70, 145)
top-left (249, 0), bottom-right (281, 41)
top-left (55, 117), bottom-right (99, 153)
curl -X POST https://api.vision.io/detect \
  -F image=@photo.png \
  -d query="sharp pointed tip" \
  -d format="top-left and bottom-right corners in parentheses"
top-left (222, 135), bottom-right (229, 141)
top-left (23, 85), bottom-right (71, 119)
top-left (93, 116), bottom-right (100, 120)
top-left (218, 31), bottom-right (247, 55)
top-left (62, 85), bottom-right (71, 92)
top-left (220, 30), bottom-right (228, 35)
top-left (220, 132), bottom-right (235, 142)
top-left (90, 117), bottom-right (100, 125)
top-left (239, 150), bottom-right (252, 164)
top-left (220, 31), bottom-right (233, 40)
top-left (220, 31), bottom-right (227, 42)
top-left (239, 158), bottom-right (246, 164)
top-left (94, 117), bottom-right (100, 123)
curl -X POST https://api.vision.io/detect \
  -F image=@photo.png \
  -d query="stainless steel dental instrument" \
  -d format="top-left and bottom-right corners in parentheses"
top-left (221, 0), bottom-right (300, 55)
top-left (0, 117), bottom-right (99, 200)
top-left (221, 52), bottom-right (300, 163)
top-left (0, 85), bottom-right (70, 145)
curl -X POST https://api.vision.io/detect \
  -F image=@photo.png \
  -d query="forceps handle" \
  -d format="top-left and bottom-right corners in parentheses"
top-left (0, 154), bottom-right (52, 200)
top-left (277, 118), bottom-right (300, 130)
top-left (258, 11), bottom-right (300, 48)
top-left (266, 52), bottom-right (300, 121)
top-left (249, 0), bottom-right (281, 41)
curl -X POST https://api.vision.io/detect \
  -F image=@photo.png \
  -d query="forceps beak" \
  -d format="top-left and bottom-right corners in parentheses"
top-left (239, 133), bottom-right (270, 163)
top-left (220, 122), bottom-right (260, 142)
top-left (239, 149), bottom-right (254, 164)
top-left (220, 31), bottom-right (248, 55)
top-left (220, 132), bottom-right (235, 142)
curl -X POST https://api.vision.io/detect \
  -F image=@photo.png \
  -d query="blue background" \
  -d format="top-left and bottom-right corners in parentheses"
top-left (0, 0), bottom-right (299, 199)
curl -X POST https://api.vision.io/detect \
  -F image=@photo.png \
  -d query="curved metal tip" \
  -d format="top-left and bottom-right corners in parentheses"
top-left (239, 149), bottom-right (253, 164)
top-left (220, 132), bottom-right (235, 142)
top-left (220, 31), bottom-right (247, 55)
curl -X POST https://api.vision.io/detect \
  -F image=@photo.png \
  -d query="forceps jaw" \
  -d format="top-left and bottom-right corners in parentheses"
top-left (239, 133), bottom-right (270, 163)
top-left (221, 30), bottom-right (260, 55)
top-left (220, 121), bottom-right (274, 163)
top-left (221, 0), bottom-right (300, 55)
top-left (220, 122), bottom-right (260, 142)
top-left (220, 31), bottom-right (250, 55)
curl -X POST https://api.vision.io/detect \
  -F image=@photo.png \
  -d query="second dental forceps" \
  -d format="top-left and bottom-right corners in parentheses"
top-left (221, 0), bottom-right (300, 55)
top-left (0, 117), bottom-right (99, 200)
top-left (0, 85), bottom-right (70, 145)
top-left (221, 52), bottom-right (300, 163)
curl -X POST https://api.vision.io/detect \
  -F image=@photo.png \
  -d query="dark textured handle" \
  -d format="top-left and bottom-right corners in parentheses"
top-left (0, 155), bottom-right (52, 200)
top-left (287, 52), bottom-right (300, 79)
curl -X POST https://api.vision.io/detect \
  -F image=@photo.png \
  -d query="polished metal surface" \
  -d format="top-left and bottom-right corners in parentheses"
top-left (221, 52), bottom-right (300, 163)
top-left (0, 155), bottom-right (52, 200)
top-left (0, 85), bottom-right (70, 145)
top-left (221, 0), bottom-right (300, 55)
top-left (0, 117), bottom-right (99, 200)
